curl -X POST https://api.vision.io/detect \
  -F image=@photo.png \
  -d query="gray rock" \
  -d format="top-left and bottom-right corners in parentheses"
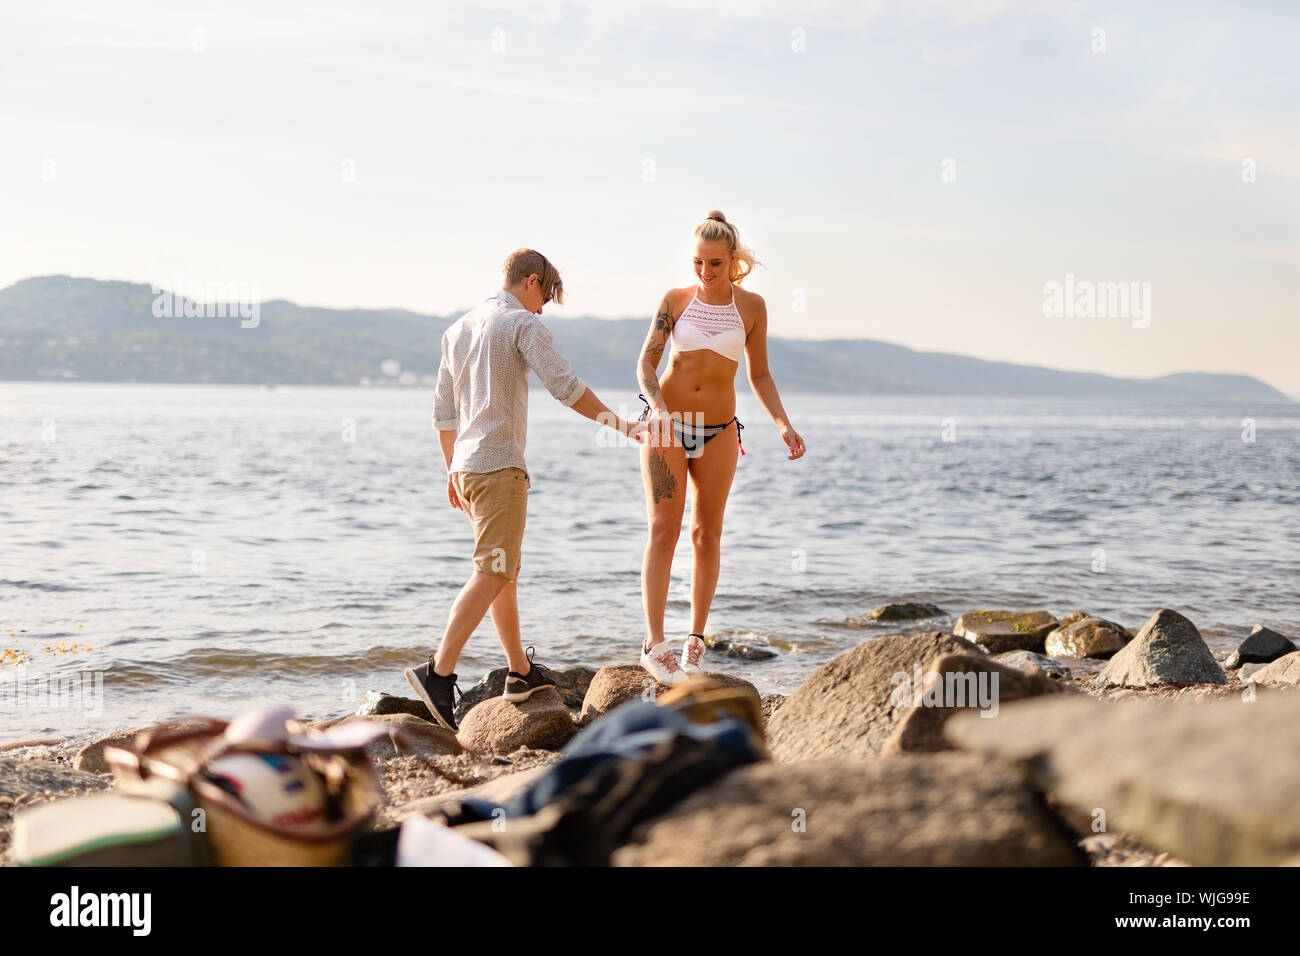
top-left (954, 610), bottom-right (1058, 653)
top-left (1096, 609), bottom-right (1226, 687)
top-left (882, 652), bottom-right (1076, 755)
top-left (866, 602), bottom-right (946, 622)
top-left (1238, 662), bottom-right (1268, 681)
top-left (1224, 625), bottom-right (1296, 670)
top-left (613, 752), bottom-right (1084, 866)
top-left (354, 691), bottom-right (433, 723)
top-left (994, 650), bottom-right (1073, 680)
top-left (702, 637), bottom-right (777, 661)
top-left (1251, 651), bottom-right (1300, 686)
top-left (945, 692), bottom-right (1300, 866)
top-left (764, 631), bottom-right (982, 762)
top-left (551, 666), bottom-right (598, 711)
top-left (1044, 612), bottom-right (1132, 659)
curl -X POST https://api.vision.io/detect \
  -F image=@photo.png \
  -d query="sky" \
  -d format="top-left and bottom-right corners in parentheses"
top-left (2, 0), bottom-right (1297, 395)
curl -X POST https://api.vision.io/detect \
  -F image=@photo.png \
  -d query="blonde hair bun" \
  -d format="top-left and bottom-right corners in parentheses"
top-left (693, 211), bottom-right (759, 283)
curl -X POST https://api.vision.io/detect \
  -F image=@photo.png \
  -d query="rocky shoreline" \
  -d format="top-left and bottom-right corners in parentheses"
top-left (3, 605), bottom-right (1297, 866)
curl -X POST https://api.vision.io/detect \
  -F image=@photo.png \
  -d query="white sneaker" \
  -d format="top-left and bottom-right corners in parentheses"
top-left (681, 634), bottom-right (706, 675)
top-left (641, 639), bottom-right (688, 687)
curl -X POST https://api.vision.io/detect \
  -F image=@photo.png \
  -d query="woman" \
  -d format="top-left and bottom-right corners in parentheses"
top-left (636, 210), bottom-right (806, 685)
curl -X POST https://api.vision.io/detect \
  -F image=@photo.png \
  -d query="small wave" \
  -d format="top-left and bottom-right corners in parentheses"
top-left (1, 579), bottom-right (80, 592)
top-left (105, 644), bottom-right (437, 687)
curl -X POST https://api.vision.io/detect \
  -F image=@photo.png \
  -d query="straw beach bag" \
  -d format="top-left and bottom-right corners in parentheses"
top-left (105, 708), bottom-right (389, 867)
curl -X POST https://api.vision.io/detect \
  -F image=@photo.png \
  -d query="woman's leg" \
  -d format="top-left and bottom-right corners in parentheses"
top-left (685, 423), bottom-right (740, 636)
top-left (640, 440), bottom-right (688, 648)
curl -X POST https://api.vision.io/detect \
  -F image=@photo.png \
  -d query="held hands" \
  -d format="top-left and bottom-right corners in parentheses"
top-left (642, 407), bottom-right (678, 449)
top-left (624, 418), bottom-right (650, 443)
top-left (595, 410), bottom-right (652, 444)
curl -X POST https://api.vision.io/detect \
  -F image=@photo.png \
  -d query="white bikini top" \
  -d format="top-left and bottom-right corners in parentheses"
top-left (670, 289), bottom-right (746, 363)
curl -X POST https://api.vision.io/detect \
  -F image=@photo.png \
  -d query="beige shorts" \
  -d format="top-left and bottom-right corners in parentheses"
top-left (451, 467), bottom-right (527, 581)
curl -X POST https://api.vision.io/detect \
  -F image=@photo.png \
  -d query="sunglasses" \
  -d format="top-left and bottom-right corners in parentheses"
top-left (532, 273), bottom-right (554, 305)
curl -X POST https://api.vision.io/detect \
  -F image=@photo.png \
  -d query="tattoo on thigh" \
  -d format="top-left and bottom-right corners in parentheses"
top-left (649, 449), bottom-right (677, 504)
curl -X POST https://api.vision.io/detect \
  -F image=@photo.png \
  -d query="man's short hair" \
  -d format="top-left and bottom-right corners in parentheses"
top-left (502, 248), bottom-right (564, 305)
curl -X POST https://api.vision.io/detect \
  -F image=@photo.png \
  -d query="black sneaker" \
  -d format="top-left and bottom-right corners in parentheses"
top-left (404, 659), bottom-right (461, 732)
top-left (502, 646), bottom-right (557, 703)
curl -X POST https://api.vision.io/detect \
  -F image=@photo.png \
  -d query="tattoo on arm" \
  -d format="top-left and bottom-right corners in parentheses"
top-left (639, 297), bottom-right (674, 399)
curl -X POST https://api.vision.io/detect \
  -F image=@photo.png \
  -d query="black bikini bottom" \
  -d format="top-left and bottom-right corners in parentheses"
top-left (637, 394), bottom-right (746, 457)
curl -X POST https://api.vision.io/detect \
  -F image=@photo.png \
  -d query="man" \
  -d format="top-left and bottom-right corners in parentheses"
top-left (405, 248), bottom-right (646, 731)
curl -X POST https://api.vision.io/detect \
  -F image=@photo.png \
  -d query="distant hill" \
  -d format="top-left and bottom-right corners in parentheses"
top-left (0, 275), bottom-right (1291, 403)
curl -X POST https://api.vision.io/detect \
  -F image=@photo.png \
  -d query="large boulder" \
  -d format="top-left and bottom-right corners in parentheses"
top-left (1095, 609), bottom-right (1226, 687)
top-left (457, 689), bottom-right (576, 755)
top-left (455, 666), bottom-right (598, 720)
top-left (764, 631), bottom-right (981, 762)
top-left (579, 665), bottom-right (758, 724)
top-left (613, 752), bottom-right (1083, 866)
top-left (1251, 651), bottom-right (1300, 687)
top-left (1224, 626), bottom-right (1296, 670)
top-left (954, 610), bottom-right (1057, 653)
top-left (881, 652), bottom-right (1075, 755)
top-left (1044, 612), bottom-right (1131, 659)
top-left (945, 692), bottom-right (1300, 866)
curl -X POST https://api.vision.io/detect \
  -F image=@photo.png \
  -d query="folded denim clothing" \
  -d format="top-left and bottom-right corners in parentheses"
top-left (450, 699), bottom-right (762, 827)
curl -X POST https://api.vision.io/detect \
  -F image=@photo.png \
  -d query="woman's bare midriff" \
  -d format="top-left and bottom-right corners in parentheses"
top-left (659, 349), bottom-right (738, 425)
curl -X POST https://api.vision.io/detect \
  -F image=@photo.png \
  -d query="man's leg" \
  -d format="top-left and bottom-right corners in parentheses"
top-left (440, 466), bottom-right (528, 675)
top-left (489, 566), bottom-right (530, 674)
top-left (432, 569), bottom-right (511, 676)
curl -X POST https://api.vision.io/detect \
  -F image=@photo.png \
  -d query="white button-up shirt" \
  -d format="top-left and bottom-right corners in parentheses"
top-left (433, 289), bottom-right (587, 487)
